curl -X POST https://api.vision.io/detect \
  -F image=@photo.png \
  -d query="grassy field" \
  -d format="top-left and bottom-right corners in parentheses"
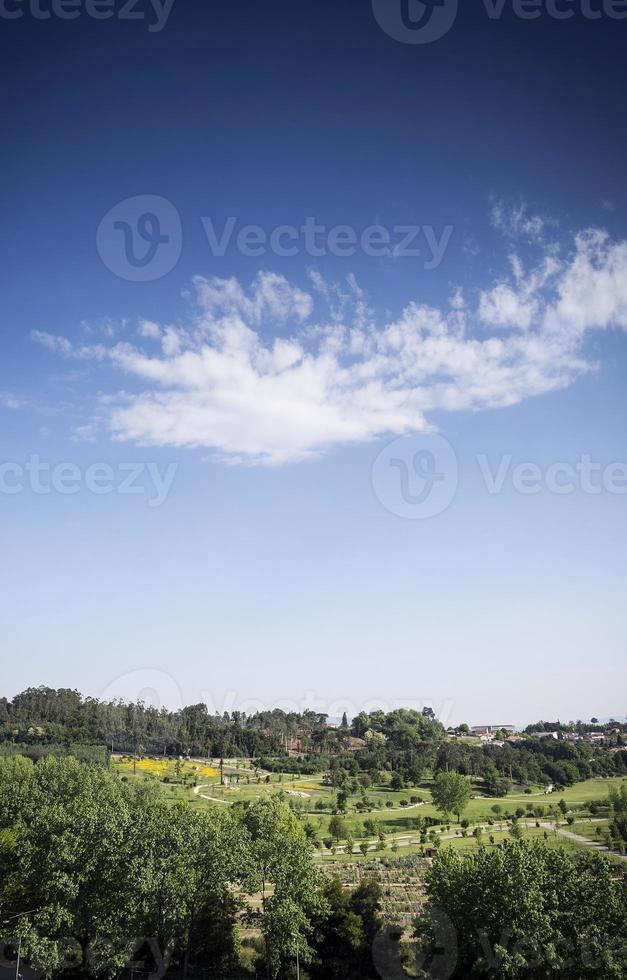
top-left (111, 755), bottom-right (625, 860)
top-left (109, 756), bottom-right (625, 937)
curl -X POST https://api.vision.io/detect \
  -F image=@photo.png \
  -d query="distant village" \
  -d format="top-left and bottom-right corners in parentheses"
top-left (451, 720), bottom-right (625, 751)
top-left (319, 708), bottom-right (626, 755)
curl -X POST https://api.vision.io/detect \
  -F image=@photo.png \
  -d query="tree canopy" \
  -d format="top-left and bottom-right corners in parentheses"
top-left (416, 839), bottom-right (627, 979)
top-left (430, 771), bottom-right (472, 822)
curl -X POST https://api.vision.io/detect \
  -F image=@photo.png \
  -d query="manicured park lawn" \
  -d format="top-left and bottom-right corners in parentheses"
top-left (112, 754), bottom-right (625, 862)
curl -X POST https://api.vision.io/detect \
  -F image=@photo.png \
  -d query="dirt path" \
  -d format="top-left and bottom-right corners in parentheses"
top-left (537, 821), bottom-right (627, 861)
top-left (193, 784), bottom-right (232, 804)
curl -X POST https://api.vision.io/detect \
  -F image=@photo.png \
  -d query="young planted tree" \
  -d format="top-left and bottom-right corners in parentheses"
top-left (431, 771), bottom-right (472, 823)
top-left (329, 814), bottom-right (348, 842)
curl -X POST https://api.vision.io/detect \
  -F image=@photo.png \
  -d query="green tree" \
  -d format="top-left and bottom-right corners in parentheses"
top-left (0, 757), bottom-right (148, 976)
top-left (241, 796), bottom-right (323, 977)
top-left (308, 877), bottom-right (381, 979)
top-left (431, 771), bottom-right (472, 822)
top-left (608, 784), bottom-right (627, 846)
top-left (0, 756), bottom-right (245, 979)
top-left (416, 840), bottom-right (627, 978)
top-left (483, 762), bottom-right (506, 797)
top-left (329, 815), bottom-right (347, 842)
top-left (509, 819), bottom-right (523, 840)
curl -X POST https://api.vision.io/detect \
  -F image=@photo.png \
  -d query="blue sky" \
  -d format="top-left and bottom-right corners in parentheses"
top-left (1, 1), bottom-right (626, 725)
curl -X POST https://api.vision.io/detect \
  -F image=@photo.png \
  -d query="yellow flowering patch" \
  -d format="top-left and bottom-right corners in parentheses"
top-left (114, 756), bottom-right (219, 780)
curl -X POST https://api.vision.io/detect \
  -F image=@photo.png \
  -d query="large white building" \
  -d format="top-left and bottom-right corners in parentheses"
top-left (471, 725), bottom-right (516, 738)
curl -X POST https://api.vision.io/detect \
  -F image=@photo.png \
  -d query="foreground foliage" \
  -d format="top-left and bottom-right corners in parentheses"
top-left (0, 756), bottom-right (387, 978)
top-left (415, 839), bottom-right (627, 978)
top-left (0, 756), bottom-right (247, 976)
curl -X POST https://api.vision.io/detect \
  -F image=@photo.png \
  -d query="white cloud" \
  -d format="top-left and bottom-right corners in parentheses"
top-left (32, 235), bottom-right (627, 465)
top-left (138, 319), bottom-right (162, 339)
top-left (31, 331), bottom-right (108, 360)
top-left (490, 198), bottom-right (557, 246)
top-left (0, 391), bottom-right (23, 410)
top-left (71, 421), bottom-right (100, 443)
top-left (194, 270), bottom-right (313, 326)
top-left (478, 255), bottom-right (560, 330)
top-left (543, 230), bottom-right (627, 337)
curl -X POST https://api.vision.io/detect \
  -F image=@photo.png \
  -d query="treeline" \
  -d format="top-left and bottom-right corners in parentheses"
top-left (437, 735), bottom-right (627, 786)
top-left (2, 688), bottom-right (625, 791)
top-left (347, 732), bottom-right (627, 792)
top-left (0, 741), bottom-right (108, 765)
top-left (322, 709), bottom-right (625, 790)
top-left (351, 709), bottom-right (445, 743)
top-left (0, 755), bottom-right (383, 979)
top-left (525, 718), bottom-right (626, 734)
top-left (0, 686), bottom-right (335, 758)
top-left (0, 690), bottom-right (445, 763)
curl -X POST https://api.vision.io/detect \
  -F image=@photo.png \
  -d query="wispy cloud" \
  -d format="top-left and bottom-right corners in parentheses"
top-left (32, 231), bottom-right (627, 465)
top-left (71, 421), bottom-right (101, 443)
top-left (0, 391), bottom-right (24, 410)
top-left (31, 331), bottom-right (108, 361)
top-left (490, 198), bottom-right (557, 246)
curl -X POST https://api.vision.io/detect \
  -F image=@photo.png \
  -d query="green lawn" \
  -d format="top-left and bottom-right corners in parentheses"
top-left (110, 755), bottom-right (625, 862)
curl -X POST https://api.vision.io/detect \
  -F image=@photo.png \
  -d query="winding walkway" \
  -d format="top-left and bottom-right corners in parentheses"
top-left (193, 784), bottom-right (232, 804)
top-left (536, 821), bottom-right (627, 861)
